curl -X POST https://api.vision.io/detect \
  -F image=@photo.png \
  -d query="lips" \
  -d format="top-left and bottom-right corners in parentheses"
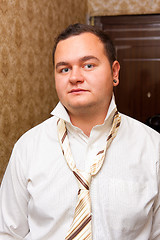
top-left (69, 88), bottom-right (88, 93)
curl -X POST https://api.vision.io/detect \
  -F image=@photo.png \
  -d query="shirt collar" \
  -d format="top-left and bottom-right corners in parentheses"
top-left (51, 101), bottom-right (70, 122)
top-left (104, 94), bottom-right (117, 122)
top-left (51, 94), bottom-right (117, 124)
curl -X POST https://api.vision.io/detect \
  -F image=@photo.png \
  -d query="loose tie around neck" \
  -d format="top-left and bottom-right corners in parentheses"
top-left (57, 108), bottom-right (121, 240)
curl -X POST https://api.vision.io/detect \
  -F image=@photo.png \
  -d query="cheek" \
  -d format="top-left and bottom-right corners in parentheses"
top-left (92, 75), bottom-right (113, 92)
top-left (55, 75), bottom-right (63, 89)
top-left (55, 78), bottom-right (63, 97)
top-left (55, 77), bottom-right (68, 102)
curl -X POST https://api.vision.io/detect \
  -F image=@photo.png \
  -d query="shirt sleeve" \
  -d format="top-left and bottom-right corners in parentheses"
top-left (150, 146), bottom-right (160, 240)
top-left (0, 143), bottom-right (30, 239)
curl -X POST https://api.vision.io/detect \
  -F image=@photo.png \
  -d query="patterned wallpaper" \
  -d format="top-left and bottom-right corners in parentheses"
top-left (0, 0), bottom-right (87, 182)
top-left (88, 0), bottom-right (160, 16)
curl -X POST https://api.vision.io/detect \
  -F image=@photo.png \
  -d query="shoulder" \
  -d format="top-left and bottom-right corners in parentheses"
top-left (120, 113), bottom-right (160, 137)
top-left (118, 114), bottom-right (160, 175)
top-left (119, 113), bottom-right (160, 149)
top-left (15, 116), bottom-right (59, 150)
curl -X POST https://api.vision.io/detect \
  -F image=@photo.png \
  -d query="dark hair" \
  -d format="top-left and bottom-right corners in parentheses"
top-left (52, 23), bottom-right (116, 66)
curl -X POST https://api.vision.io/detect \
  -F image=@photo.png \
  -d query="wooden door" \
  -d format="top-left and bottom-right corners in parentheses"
top-left (94, 15), bottom-right (160, 123)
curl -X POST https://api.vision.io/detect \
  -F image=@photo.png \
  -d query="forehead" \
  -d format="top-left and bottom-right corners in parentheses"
top-left (54, 32), bottom-right (106, 62)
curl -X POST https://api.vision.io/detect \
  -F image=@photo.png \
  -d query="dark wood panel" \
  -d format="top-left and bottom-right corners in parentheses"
top-left (95, 14), bottom-right (160, 26)
top-left (94, 14), bottom-right (160, 123)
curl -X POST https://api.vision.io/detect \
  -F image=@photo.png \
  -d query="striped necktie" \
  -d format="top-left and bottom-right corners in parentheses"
top-left (57, 109), bottom-right (121, 240)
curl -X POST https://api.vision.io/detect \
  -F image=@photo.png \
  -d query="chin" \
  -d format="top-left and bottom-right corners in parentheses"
top-left (68, 102), bottom-right (97, 112)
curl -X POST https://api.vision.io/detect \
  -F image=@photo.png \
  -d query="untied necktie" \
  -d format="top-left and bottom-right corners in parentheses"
top-left (57, 109), bottom-right (121, 240)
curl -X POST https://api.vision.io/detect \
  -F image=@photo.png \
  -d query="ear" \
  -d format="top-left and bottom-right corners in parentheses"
top-left (112, 61), bottom-right (120, 87)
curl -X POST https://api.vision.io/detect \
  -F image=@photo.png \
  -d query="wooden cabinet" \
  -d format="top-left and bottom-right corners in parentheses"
top-left (94, 15), bottom-right (160, 123)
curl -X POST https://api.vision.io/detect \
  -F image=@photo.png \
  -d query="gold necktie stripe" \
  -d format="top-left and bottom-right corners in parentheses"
top-left (67, 215), bottom-right (92, 240)
top-left (61, 129), bottom-right (67, 143)
top-left (73, 171), bottom-right (89, 190)
top-left (57, 108), bottom-right (121, 240)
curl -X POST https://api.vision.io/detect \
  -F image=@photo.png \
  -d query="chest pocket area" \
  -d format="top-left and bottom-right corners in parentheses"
top-left (98, 177), bottom-right (155, 233)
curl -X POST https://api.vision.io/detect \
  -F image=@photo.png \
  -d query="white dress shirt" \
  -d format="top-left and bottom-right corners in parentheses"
top-left (0, 97), bottom-right (160, 240)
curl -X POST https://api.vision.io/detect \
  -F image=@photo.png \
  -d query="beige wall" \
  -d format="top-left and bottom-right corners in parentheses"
top-left (0, 0), bottom-right (87, 182)
top-left (88, 0), bottom-right (160, 16)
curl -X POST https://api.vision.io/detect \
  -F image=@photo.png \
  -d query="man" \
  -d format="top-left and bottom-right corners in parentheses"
top-left (0, 23), bottom-right (160, 240)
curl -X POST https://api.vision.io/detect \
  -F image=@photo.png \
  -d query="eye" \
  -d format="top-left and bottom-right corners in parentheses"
top-left (83, 64), bottom-right (94, 70)
top-left (83, 63), bottom-right (95, 71)
top-left (61, 68), bottom-right (70, 73)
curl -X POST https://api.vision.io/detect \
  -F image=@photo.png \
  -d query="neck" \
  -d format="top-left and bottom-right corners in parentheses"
top-left (69, 108), bottom-right (109, 137)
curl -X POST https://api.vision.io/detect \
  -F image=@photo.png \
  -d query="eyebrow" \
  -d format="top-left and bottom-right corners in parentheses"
top-left (55, 55), bottom-right (99, 70)
top-left (79, 55), bottom-right (99, 62)
top-left (55, 61), bottom-right (69, 70)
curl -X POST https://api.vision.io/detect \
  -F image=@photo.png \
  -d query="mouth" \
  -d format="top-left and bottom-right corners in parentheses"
top-left (69, 89), bottom-right (88, 94)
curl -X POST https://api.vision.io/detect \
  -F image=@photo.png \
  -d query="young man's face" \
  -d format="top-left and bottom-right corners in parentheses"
top-left (54, 32), bottom-right (120, 116)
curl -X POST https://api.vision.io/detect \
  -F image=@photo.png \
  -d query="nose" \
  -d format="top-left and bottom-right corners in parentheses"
top-left (69, 66), bottom-right (84, 84)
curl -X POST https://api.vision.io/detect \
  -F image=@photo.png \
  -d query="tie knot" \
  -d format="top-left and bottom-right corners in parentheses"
top-left (73, 170), bottom-right (91, 191)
